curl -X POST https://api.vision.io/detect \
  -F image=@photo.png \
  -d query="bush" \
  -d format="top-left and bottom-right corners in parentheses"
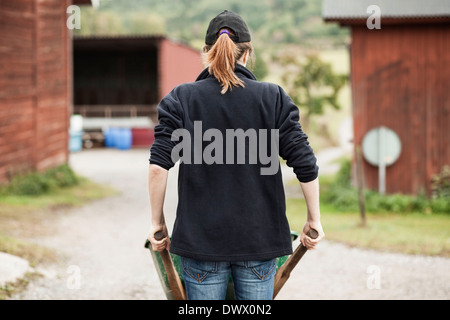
top-left (7, 172), bottom-right (51, 196)
top-left (333, 158), bottom-right (352, 188)
top-left (430, 196), bottom-right (450, 213)
top-left (364, 191), bottom-right (425, 213)
top-left (321, 158), bottom-right (358, 211)
top-left (43, 164), bottom-right (79, 188)
top-left (324, 186), bottom-right (359, 212)
top-left (2, 165), bottom-right (79, 196)
top-left (431, 165), bottom-right (450, 199)
top-left (322, 159), bottom-right (450, 214)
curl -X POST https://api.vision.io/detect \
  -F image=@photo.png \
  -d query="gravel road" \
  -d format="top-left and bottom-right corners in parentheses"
top-left (11, 149), bottom-right (449, 300)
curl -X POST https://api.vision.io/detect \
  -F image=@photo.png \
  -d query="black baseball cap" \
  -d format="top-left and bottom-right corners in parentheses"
top-left (205, 10), bottom-right (251, 45)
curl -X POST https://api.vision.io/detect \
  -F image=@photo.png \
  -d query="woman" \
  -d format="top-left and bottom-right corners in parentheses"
top-left (148, 10), bottom-right (324, 300)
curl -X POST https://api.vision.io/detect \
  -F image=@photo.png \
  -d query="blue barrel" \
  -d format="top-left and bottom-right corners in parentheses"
top-left (104, 127), bottom-right (118, 148)
top-left (69, 130), bottom-right (83, 152)
top-left (116, 128), bottom-right (132, 150)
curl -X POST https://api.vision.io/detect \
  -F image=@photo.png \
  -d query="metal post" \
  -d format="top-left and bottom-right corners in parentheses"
top-left (378, 126), bottom-right (386, 195)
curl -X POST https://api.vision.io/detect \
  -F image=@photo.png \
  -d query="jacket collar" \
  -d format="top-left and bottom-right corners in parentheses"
top-left (196, 64), bottom-right (257, 82)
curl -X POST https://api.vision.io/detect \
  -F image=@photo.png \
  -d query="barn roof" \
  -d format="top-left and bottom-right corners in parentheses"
top-left (73, 35), bottom-right (164, 51)
top-left (73, 34), bottom-right (166, 40)
top-left (73, 35), bottom-right (200, 54)
top-left (73, 0), bottom-right (97, 6)
top-left (323, 0), bottom-right (450, 21)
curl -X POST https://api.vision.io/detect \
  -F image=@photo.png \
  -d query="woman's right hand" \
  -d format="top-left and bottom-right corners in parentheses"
top-left (300, 220), bottom-right (325, 250)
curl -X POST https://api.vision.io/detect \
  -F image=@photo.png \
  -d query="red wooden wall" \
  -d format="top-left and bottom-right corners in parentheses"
top-left (350, 24), bottom-right (450, 195)
top-left (0, 0), bottom-right (72, 183)
top-left (158, 38), bottom-right (204, 99)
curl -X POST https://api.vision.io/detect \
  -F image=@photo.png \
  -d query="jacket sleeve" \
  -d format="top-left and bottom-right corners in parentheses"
top-left (276, 86), bottom-right (319, 183)
top-left (149, 89), bottom-right (184, 170)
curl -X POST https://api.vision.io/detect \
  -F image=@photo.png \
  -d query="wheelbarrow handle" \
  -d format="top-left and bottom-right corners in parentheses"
top-left (153, 231), bottom-right (187, 300)
top-left (273, 229), bottom-right (319, 299)
top-left (154, 231), bottom-right (165, 241)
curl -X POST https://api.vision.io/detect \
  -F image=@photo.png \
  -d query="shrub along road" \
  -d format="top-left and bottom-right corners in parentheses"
top-left (10, 149), bottom-right (449, 300)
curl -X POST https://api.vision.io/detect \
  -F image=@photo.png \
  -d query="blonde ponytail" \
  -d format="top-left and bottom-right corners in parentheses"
top-left (203, 28), bottom-right (253, 94)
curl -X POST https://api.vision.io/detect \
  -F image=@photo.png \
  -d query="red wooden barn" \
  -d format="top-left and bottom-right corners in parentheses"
top-left (73, 35), bottom-right (203, 123)
top-left (0, 0), bottom-right (203, 184)
top-left (0, 0), bottom-right (83, 184)
top-left (323, 0), bottom-right (450, 195)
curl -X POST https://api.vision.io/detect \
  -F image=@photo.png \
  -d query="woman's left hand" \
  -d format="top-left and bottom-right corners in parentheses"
top-left (147, 224), bottom-right (170, 252)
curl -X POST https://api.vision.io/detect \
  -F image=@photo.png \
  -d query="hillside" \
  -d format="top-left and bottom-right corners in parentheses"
top-left (74, 0), bottom-right (349, 49)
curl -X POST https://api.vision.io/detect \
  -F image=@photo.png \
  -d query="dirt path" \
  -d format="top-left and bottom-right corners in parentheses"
top-left (11, 149), bottom-right (449, 300)
top-left (276, 239), bottom-right (449, 300)
top-left (12, 149), bottom-right (173, 300)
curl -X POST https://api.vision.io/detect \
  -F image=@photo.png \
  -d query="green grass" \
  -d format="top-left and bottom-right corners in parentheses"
top-left (0, 176), bottom-right (117, 209)
top-left (0, 176), bottom-right (118, 300)
top-left (286, 197), bottom-right (450, 257)
top-left (0, 177), bottom-right (118, 265)
top-left (0, 272), bottom-right (42, 301)
top-left (0, 235), bottom-right (58, 267)
top-left (287, 163), bottom-right (450, 257)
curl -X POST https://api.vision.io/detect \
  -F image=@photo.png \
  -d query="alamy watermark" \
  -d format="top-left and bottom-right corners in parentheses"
top-left (66, 265), bottom-right (82, 290)
top-left (366, 265), bottom-right (381, 290)
top-left (171, 121), bottom-right (280, 176)
top-left (367, 5), bottom-right (381, 30)
top-left (66, 4), bottom-right (382, 32)
top-left (66, 5), bottom-right (81, 30)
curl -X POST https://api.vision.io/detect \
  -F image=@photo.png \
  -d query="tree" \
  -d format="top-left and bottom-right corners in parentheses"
top-left (281, 54), bottom-right (347, 129)
top-left (251, 49), bottom-right (269, 80)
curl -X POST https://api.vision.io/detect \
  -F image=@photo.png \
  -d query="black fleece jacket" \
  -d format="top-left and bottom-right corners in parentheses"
top-left (149, 64), bottom-right (318, 261)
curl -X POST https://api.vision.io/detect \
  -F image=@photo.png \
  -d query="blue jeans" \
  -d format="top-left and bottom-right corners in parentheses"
top-left (181, 257), bottom-right (276, 300)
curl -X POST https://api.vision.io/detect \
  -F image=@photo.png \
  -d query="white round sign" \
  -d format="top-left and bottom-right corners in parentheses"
top-left (362, 126), bottom-right (401, 167)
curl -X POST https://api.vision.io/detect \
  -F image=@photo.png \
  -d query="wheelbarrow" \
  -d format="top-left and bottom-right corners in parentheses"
top-left (145, 230), bottom-right (314, 300)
